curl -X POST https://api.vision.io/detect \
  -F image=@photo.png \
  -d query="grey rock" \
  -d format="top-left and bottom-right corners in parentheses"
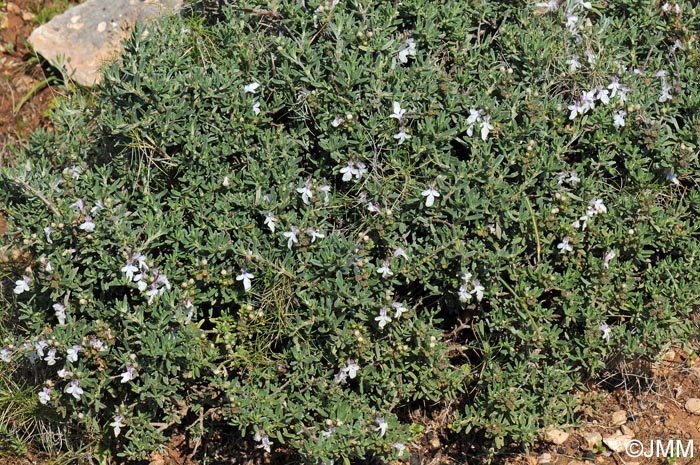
top-left (28, 0), bottom-right (183, 86)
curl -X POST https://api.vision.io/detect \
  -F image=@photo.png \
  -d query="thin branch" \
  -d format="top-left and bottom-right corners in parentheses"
top-left (7, 175), bottom-right (60, 217)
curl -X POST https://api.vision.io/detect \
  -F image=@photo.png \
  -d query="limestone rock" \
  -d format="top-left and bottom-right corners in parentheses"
top-left (28, 0), bottom-right (183, 86)
top-left (537, 453), bottom-right (552, 464)
top-left (582, 432), bottom-right (602, 450)
top-left (602, 433), bottom-right (633, 453)
top-left (686, 398), bottom-right (700, 415)
top-left (611, 409), bottom-right (627, 426)
top-left (545, 429), bottom-right (570, 445)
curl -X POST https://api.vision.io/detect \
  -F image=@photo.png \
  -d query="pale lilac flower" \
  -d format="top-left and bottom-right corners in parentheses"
top-left (655, 69), bottom-right (666, 78)
top-left (252, 101), bottom-right (261, 115)
top-left (14, 275), bottom-right (30, 294)
top-left (421, 183), bottom-right (440, 207)
top-left (375, 307), bottom-right (392, 329)
top-left (79, 216), bottom-right (95, 232)
top-left (597, 88), bottom-right (610, 105)
top-left (580, 89), bottom-right (597, 112)
top-left (393, 442), bottom-right (407, 457)
top-left (70, 199), bottom-right (85, 211)
top-left (575, 0), bottom-right (592, 8)
top-left (284, 226), bottom-right (300, 250)
top-left (480, 115), bottom-right (494, 141)
top-left (120, 364), bottom-right (137, 383)
top-left (111, 415), bottom-right (125, 437)
top-left (392, 301), bottom-right (407, 318)
top-left (393, 247), bottom-right (409, 260)
top-left (599, 323), bottom-right (612, 341)
top-left (659, 83), bottom-right (672, 102)
top-left (35, 340), bottom-right (48, 358)
top-left (39, 387), bottom-right (51, 405)
top-left (1, 349), bottom-right (10, 363)
top-left (589, 198), bottom-right (607, 214)
top-left (65, 379), bottom-right (84, 400)
top-left (45, 261), bottom-right (52, 272)
top-left (306, 227), bottom-right (325, 242)
top-left (535, 0), bottom-right (559, 12)
top-left (89, 336), bottom-right (106, 351)
top-left (566, 55), bottom-right (581, 72)
top-left (254, 433), bottom-right (272, 453)
top-left (617, 86), bottom-right (630, 103)
top-left (63, 166), bottom-right (81, 180)
top-left (331, 116), bottom-right (344, 127)
top-left (45, 348), bottom-right (58, 366)
top-left (66, 345), bottom-right (81, 363)
top-left (319, 184), bottom-right (331, 204)
top-left (367, 202), bottom-right (382, 214)
top-left (263, 212), bottom-right (277, 233)
top-left (340, 160), bottom-right (356, 182)
top-left (296, 181), bottom-right (313, 204)
top-left (607, 76), bottom-right (621, 98)
top-left (57, 368), bottom-right (71, 379)
top-left (568, 101), bottom-right (583, 120)
top-left (321, 427), bottom-right (335, 437)
top-left (471, 280), bottom-right (485, 302)
top-left (613, 110), bottom-right (626, 129)
top-left (243, 82), bottom-right (260, 94)
top-left (458, 283), bottom-right (471, 303)
top-left (236, 268), bottom-right (254, 292)
top-left (389, 101), bottom-right (406, 121)
top-left (584, 50), bottom-right (596, 66)
top-left (355, 161), bottom-right (367, 180)
top-left (394, 127), bottom-right (411, 144)
top-left (334, 368), bottom-right (348, 384)
top-left (346, 358), bottom-right (360, 378)
top-left (603, 249), bottom-right (616, 270)
top-left (665, 169), bottom-right (680, 185)
top-left (566, 14), bottom-right (578, 29)
top-left (44, 226), bottom-right (54, 243)
top-left (90, 200), bottom-right (105, 215)
top-left (222, 176), bottom-right (230, 187)
top-left (557, 236), bottom-right (573, 254)
top-left (376, 260), bottom-right (394, 278)
top-left (670, 39), bottom-right (683, 54)
top-left (375, 417), bottom-right (388, 437)
top-left (397, 38), bottom-right (416, 63)
top-left (567, 170), bottom-right (581, 184)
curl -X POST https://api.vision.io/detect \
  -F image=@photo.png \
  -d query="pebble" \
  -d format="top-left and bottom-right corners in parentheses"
top-left (685, 398), bottom-right (700, 415)
top-left (22, 11), bottom-right (35, 22)
top-left (545, 429), bottom-right (570, 445)
top-left (620, 425), bottom-right (635, 437)
top-left (602, 433), bottom-right (634, 453)
top-left (611, 409), bottom-right (627, 426)
top-left (582, 431), bottom-right (602, 450)
top-left (538, 453), bottom-right (552, 464)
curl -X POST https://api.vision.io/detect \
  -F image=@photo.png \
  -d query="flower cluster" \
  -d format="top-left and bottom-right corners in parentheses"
top-left (121, 253), bottom-right (171, 304)
top-left (571, 198), bottom-right (607, 230)
top-left (465, 109), bottom-right (493, 141)
top-left (458, 272), bottom-right (485, 303)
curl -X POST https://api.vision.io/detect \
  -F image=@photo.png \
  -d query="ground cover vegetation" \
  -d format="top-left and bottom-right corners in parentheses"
top-left (1, 0), bottom-right (699, 462)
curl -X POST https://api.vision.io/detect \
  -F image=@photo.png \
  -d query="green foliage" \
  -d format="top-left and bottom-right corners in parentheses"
top-left (1, 0), bottom-right (700, 462)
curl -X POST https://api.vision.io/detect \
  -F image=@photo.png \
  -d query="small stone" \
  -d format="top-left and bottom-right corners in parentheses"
top-left (603, 433), bottom-right (634, 453)
top-left (662, 348), bottom-right (676, 361)
top-left (538, 453), bottom-right (552, 464)
top-left (0, 13), bottom-right (9, 29)
top-left (685, 398), bottom-right (700, 415)
top-left (21, 11), bottom-right (35, 21)
top-left (611, 409), bottom-right (627, 426)
top-left (582, 432), bottom-right (602, 450)
top-left (656, 402), bottom-right (666, 411)
top-left (6, 2), bottom-right (20, 14)
top-left (620, 425), bottom-right (635, 437)
top-left (545, 429), bottom-right (570, 445)
top-left (428, 436), bottom-right (440, 451)
top-left (97, 21), bottom-right (106, 32)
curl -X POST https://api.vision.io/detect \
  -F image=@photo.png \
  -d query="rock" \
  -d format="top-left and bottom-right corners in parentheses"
top-left (620, 425), bottom-right (635, 438)
top-left (685, 398), bottom-right (700, 415)
top-left (537, 453), bottom-right (552, 464)
top-left (545, 428), bottom-right (570, 445)
top-left (28, 0), bottom-right (183, 86)
top-left (611, 409), bottom-right (627, 426)
top-left (662, 348), bottom-right (676, 361)
top-left (22, 11), bottom-right (35, 22)
top-left (6, 2), bottom-right (20, 14)
top-left (602, 433), bottom-right (633, 453)
top-left (1, 13), bottom-right (9, 30)
top-left (582, 432), bottom-right (602, 450)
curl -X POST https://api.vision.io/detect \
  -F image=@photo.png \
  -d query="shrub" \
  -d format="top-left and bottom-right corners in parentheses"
top-left (1, 0), bottom-right (700, 462)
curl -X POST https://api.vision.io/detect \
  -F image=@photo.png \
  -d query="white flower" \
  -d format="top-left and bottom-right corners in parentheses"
top-left (65, 379), bottom-right (84, 400)
top-left (254, 433), bottom-right (272, 453)
top-left (376, 417), bottom-right (389, 437)
top-left (568, 101), bottom-right (582, 120)
top-left (57, 368), bottom-right (71, 379)
top-left (613, 110), bottom-right (626, 129)
top-left (39, 387), bottom-right (51, 405)
top-left (367, 202), bottom-right (382, 214)
top-left (389, 101), bottom-right (406, 120)
top-left (14, 275), bottom-right (30, 294)
top-left (296, 181), bottom-right (313, 204)
top-left (659, 83), bottom-right (672, 102)
top-left (607, 76), bottom-right (621, 98)
top-left (89, 336), bottom-right (106, 351)
top-left (566, 55), bottom-right (581, 72)
top-left (393, 127), bottom-right (411, 144)
top-left (458, 283), bottom-right (471, 303)
top-left (319, 184), bottom-right (331, 204)
top-left (466, 108), bottom-right (482, 126)
top-left (471, 280), bottom-right (485, 302)
top-left (111, 415), bottom-right (125, 437)
top-left (375, 307), bottom-right (392, 329)
top-left (243, 82), bottom-right (260, 94)
top-left (252, 100), bottom-right (261, 115)
top-left (584, 50), bottom-right (596, 65)
top-left (580, 89), bottom-right (596, 113)
top-left (557, 236), bottom-right (573, 254)
top-left (1, 349), bottom-right (11, 363)
top-left (66, 345), bottom-right (81, 363)
top-left (236, 268), bottom-right (254, 292)
top-left (566, 14), bottom-right (578, 29)
top-left (355, 161), bottom-right (367, 180)
top-left (655, 69), bottom-right (666, 78)
top-left (393, 442), bottom-right (406, 457)
top-left (421, 183), bottom-right (440, 207)
top-left (306, 227), bottom-right (325, 242)
top-left (120, 364), bottom-right (137, 383)
top-left (331, 116), bottom-right (344, 127)
top-left (376, 260), bottom-right (394, 278)
top-left (599, 323), bottom-right (612, 341)
top-left (567, 170), bottom-right (581, 184)
top-left (535, 1), bottom-right (559, 12)
top-left (480, 115), bottom-right (494, 141)
top-left (603, 249), bottom-right (616, 270)
top-left (35, 340), bottom-right (48, 358)
top-left (665, 169), bottom-right (680, 185)
top-left (393, 247), bottom-right (409, 260)
top-left (392, 301), bottom-right (407, 318)
top-left (346, 358), bottom-right (360, 378)
top-left (79, 216), bottom-right (95, 232)
top-left (45, 348), bottom-right (58, 366)
top-left (589, 198), bottom-right (607, 214)
top-left (44, 226), bottom-right (54, 243)
top-left (90, 200), bottom-right (104, 215)
top-left (575, 0), bottom-right (592, 8)
top-left (45, 261), bottom-right (52, 272)
top-left (263, 212), bottom-right (277, 233)
top-left (340, 160), bottom-right (356, 181)
top-left (597, 88), bottom-right (610, 105)
top-left (70, 199), bottom-right (85, 211)
top-left (284, 227), bottom-right (300, 250)
top-left (397, 38), bottom-right (416, 63)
